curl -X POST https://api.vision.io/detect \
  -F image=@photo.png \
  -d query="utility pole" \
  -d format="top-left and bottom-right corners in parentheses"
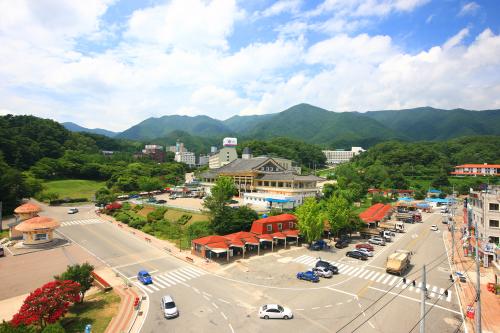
top-left (474, 219), bottom-right (482, 332)
top-left (420, 265), bottom-right (426, 333)
top-left (451, 195), bottom-right (455, 264)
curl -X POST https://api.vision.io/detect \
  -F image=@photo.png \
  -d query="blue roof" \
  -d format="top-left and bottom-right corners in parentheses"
top-left (398, 197), bottom-right (413, 201)
top-left (428, 189), bottom-right (442, 193)
top-left (416, 203), bottom-right (431, 208)
top-left (425, 198), bottom-right (455, 203)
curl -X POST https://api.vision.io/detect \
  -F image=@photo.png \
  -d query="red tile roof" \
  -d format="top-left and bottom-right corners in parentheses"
top-left (205, 241), bottom-right (229, 249)
top-left (192, 235), bottom-right (229, 246)
top-left (282, 229), bottom-right (299, 237)
top-left (454, 164), bottom-right (500, 168)
top-left (14, 203), bottom-right (42, 214)
top-left (359, 204), bottom-right (392, 223)
top-left (15, 216), bottom-right (60, 232)
top-left (252, 214), bottom-right (297, 224)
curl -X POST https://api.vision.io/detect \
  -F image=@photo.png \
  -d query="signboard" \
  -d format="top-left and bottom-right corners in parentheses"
top-left (223, 137), bottom-right (237, 147)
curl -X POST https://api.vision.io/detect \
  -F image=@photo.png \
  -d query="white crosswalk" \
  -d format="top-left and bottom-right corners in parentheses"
top-left (133, 266), bottom-right (206, 294)
top-left (291, 255), bottom-right (453, 302)
top-left (60, 218), bottom-right (104, 227)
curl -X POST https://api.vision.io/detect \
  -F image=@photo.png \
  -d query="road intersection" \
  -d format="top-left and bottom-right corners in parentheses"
top-left (46, 204), bottom-right (464, 333)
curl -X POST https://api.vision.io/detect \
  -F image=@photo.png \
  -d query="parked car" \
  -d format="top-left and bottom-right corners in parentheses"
top-left (339, 235), bottom-right (352, 243)
top-left (335, 240), bottom-right (349, 249)
top-left (315, 260), bottom-right (339, 274)
top-left (161, 295), bottom-right (178, 319)
top-left (355, 243), bottom-right (374, 252)
top-left (311, 239), bottom-right (329, 251)
top-left (137, 270), bottom-right (153, 285)
top-left (296, 271), bottom-right (320, 283)
top-left (354, 248), bottom-right (373, 257)
top-left (157, 199), bottom-right (167, 204)
top-left (430, 225), bottom-right (439, 231)
top-left (67, 208), bottom-right (79, 214)
top-left (258, 304), bottom-right (293, 320)
top-left (129, 194), bottom-right (140, 199)
top-left (312, 266), bottom-right (333, 278)
top-left (346, 251), bottom-right (368, 260)
top-left (368, 237), bottom-right (386, 246)
top-left (0, 245), bottom-right (4, 257)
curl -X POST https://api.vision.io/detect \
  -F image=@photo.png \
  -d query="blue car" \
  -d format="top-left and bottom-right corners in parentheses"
top-left (311, 239), bottom-right (329, 251)
top-left (138, 270), bottom-right (153, 285)
top-left (296, 271), bottom-right (320, 283)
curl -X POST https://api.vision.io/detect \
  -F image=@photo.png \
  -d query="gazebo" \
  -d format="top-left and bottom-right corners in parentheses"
top-left (14, 216), bottom-right (60, 247)
top-left (9, 203), bottom-right (43, 239)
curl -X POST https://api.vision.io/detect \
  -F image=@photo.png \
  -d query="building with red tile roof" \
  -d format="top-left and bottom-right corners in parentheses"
top-left (451, 164), bottom-right (500, 177)
top-left (359, 204), bottom-right (392, 226)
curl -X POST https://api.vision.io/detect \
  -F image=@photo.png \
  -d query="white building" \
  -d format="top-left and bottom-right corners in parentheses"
top-left (322, 147), bottom-right (365, 165)
top-left (198, 154), bottom-right (209, 166)
top-left (175, 151), bottom-right (196, 167)
top-left (468, 186), bottom-right (500, 246)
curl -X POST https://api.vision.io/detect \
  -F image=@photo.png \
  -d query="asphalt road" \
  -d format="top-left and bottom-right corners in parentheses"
top-left (44, 204), bottom-right (464, 333)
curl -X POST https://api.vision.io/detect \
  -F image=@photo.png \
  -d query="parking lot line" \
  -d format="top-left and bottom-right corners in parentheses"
top-left (350, 268), bottom-right (362, 277)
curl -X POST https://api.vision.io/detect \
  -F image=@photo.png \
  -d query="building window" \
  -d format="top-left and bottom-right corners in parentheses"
top-left (489, 220), bottom-right (499, 228)
top-left (34, 233), bottom-right (48, 241)
top-left (490, 236), bottom-right (499, 245)
top-left (278, 223), bottom-right (283, 231)
top-left (289, 222), bottom-right (294, 229)
top-left (489, 203), bottom-right (499, 211)
top-left (267, 225), bottom-right (272, 232)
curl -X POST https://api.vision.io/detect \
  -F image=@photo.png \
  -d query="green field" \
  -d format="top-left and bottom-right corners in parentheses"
top-left (43, 179), bottom-right (106, 200)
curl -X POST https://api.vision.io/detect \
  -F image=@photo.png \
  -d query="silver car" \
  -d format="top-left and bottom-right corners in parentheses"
top-left (161, 295), bottom-right (178, 319)
top-left (354, 248), bottom-right (373, 257)
top-left (258, 304), bottom-right (293, 320)
top-left (368, 236), bottom-right (386, 246)
top-left (312, 266), bottom-right (333, 278)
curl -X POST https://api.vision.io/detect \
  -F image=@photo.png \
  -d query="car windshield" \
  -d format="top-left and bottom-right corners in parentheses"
top-left (262, 305), bottom-right (267, 311)
top-left (165, 301), bottom-right (176, 309)
top-left (277, 305), bottom-right (284, 312)
top-left (142, 273), bottom-right (150, 278)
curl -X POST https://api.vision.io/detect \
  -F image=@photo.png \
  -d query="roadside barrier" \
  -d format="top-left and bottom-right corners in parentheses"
top-left (92, 271), bottom-right (112, 291)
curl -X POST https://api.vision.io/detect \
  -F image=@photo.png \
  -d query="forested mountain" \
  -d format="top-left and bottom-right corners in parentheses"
top-left (111, 103), bottom-right (500, 147)
top-left (116, 115), bottom-right (234, 140)
top-left (62, 122), bottom-right (118, 137)
top-left (364, 107), bottom-right (500, 141)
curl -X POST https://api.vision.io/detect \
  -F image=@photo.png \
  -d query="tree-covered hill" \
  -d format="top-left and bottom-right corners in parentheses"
top-left (62, 122), bottom-right (118, 137)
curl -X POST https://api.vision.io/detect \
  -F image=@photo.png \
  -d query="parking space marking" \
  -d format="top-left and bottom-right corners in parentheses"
top-left (312, 307), bottom-right (320, 310)
top-left (229, 324), bottom-right (235, 333)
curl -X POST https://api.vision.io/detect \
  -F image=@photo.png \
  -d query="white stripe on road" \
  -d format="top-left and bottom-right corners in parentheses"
top-left (149, 284), bottom-right (160, 291)
top-left (388, 276), bottom-right (398, 286)
top-left (350, 268), bottom-right (362, 276)
top-left (343, 267), bottom-right (355, 275)
top-left (161, 275), bottom-right (179, 285)
top-left (430, 286), bottom-right (438, 298)
top-left (446, 290), bottom-right (452, 302)
top-left (174, 270), bottom-right (193, 280)
top-left (178, 268), bottom-right (199, 278)
top-left (154, 275), bottom-right (172, 287)
top-left (382, 275), bottom-right (391, 284)
top-left (183, 266), bottom-right (206, 276)
top-left (415, 282), bottom-right (422, 293)
top-left (376, 273), bottom-right (385, 282)
top-left (365, 271), bottom-right (376, 280)
top-left (153, 279), bottom-right (167, 288)
top-left (220, 312), bottom-right (227, 320)
top-left (358, 270), bottom-right (369, 279)
top-left (212, 302), bottom-right (218, 309)
top-left (134, 282), bottom-right (153, 294)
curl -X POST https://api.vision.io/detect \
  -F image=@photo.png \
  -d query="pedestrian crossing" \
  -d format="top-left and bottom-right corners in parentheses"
top-left (60, 218), bottom-right (104, 227)
top-left (292, 255), bottom-right (452, 302)
top-left (133, 266), bottom-right (206, 294)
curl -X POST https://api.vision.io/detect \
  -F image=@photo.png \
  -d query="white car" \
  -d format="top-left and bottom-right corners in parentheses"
top-left (312, 266), bottom-right (333, 278)
top-left (161, 295), bottom-right (178, 319)
top-left (67, 208), bottom-right (79, 214)
top-left (354, 248), bottom-right (373, 257)
top-left (258, 304), bottom-right (293, 320)
top-left (430, 225), bottom-right (439, 231)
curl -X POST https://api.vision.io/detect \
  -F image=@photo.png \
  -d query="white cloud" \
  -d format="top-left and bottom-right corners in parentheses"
top-left (459, 2), bottom-right (480, 16)
top-left (443, 28), bottom-right (469, 50)
top-left (260, 0), bottom-right (302, 18)
top-left (125, 0), bottom-right (243, 51)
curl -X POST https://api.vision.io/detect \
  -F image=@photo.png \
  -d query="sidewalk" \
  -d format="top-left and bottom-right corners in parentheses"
top-left (446, 212), bottom-right (500, 333)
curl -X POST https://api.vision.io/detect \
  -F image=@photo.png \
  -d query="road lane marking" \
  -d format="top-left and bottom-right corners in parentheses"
top-left (134, 282), bottom-right (153, 294)
top-left (112, 256), bottom-right (170, 269)
top-left (179, 268), bottom-right (199, 278)
top-left (203, 292), bottom-right (212, 297)
top-left (325, 305), bottom-right (333, 308)
top-left (166, 272), bottom-right (185, 283)
top-left (336, 302), bottom-right (343, 305)
top-left (342, 267), bottom-right (355, 275)
top-left (221, 312), bottom-right (227, 320)
top-left (212, 302), bottom-right (218, 309)
top-left (364, 271), bottom-right (376, 280)
top-left (368, 321), bottom-right (375, 329)
top-left (430, 286), bottom-right (438, 298)
top-left (358, 270), bottom-right (369, 279)
top-left (446, 290), bottom-right (452, 302)
top-left (312, 307), bottom-right (320, 310)
top-left (350, 268), bottom-right (362, 277)
top-left (229, 324), bottom-right (235, 333)
top-left (154, 275), bottom-right (172, 287)
top-left (193, 287), bottom-right (200, 294)
top-left (160, 275), bottom-right (178, 285)
top-left (153, 279), bottom-right (167, 288)
top-left (149, 284), bottom-right (160, 291)
top-left (296, 308), bottom-right (304, 311)
top-left (218, 298), bottom-right (230, 304)
top-left (388, 276), bottom-right (398, 285)
top-left (368, 286), bottom-right (460, 314)
top-left (382, 275), bottom-right (391, 284)
top-left (376, 273), bottom-right (385, 282)
top-left (174, 270), bottom-right (193, 280)
top-left (183, 266), bottom-right (206, 276)
top-left (203, 295), bottom-right (210, 301)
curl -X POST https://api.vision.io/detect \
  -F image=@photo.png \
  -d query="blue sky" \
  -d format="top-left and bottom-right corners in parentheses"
top-left (0, 0), bottom-right (499, 131)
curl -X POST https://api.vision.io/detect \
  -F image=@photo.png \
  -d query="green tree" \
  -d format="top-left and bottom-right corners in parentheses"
top-left (203, 176), bottom-right (237, 218)
top-left (431, 171), bottom-right (451, 188)
top-left (323, 195), bottom-right (352, 238)
top-left (187, 221), bottom-right (212, 240)
top-left (295, 197), bottom-right (324, 243)
top-left (54, 263), bottom-right (94, 303)
top-left (95, 187), bottom-right (115, 206)
top-left (0, 321), bottom-right (35, 333)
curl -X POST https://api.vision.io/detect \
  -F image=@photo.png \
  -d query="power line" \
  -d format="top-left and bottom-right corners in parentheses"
top-left (335, 253), bottom-right (448, 333)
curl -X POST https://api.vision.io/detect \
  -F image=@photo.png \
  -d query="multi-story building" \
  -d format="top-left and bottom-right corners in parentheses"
top-left (197, 154), bottom-right (210, 167)
top-left (174, 151), bottom-right (196, 167)
top-left (140, 144), bottom-right (165, 162)
top-left (467, 185), bottom-right (500, 264)
top-left (168, 139), bottom-right (186, 154)
top-left (322, 147), bottom-right (365, 165)
top-left (200, 153), bottom-right (324, 209)
top-left (451, 164), bottom-right (500, 177)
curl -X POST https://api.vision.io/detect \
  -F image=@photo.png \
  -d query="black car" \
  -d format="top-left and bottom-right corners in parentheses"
top-left (335, 240), bottom-right (349, 249)
top-left (346, 251), bottom-right (368, 260)
top-left (315, 260), bottom-right (339, 274)
top-left (157, 199), bottom-right (167, 204)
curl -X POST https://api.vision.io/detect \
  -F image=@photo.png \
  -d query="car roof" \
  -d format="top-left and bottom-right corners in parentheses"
top-left (162, 295), bottom-right (174, 302)
top-left (138, 270), bottom-right (149, 274)
top-left (264, 304), bottom-right (279, 309)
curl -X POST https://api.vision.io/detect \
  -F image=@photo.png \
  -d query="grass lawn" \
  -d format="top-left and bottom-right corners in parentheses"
top-left (0, 229), bottom-right (9, 238)
top-left (43, 179), bottom-right (106, 200)
top-left (353, 198), bottom-right (372, 215)
top-left (62, 291), bottom-right (120, 333)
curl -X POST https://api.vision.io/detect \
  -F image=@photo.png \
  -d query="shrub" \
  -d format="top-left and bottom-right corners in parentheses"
top-left (177, 214), bottom-right (192, 225)
top-left (129, 216), bottom-right (147, 229)
top-left (41, 322), bottom-right (65, 333)
top-left (187, 221), bottom-right (212, 240)
top-left (132, 204), bottom-right (143, 213)
top-left (114, 212), bottom-right (131, 224)
top-left (147, 207), bottom-right (167, 223)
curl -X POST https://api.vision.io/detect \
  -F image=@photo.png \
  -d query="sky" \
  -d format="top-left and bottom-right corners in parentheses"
top-left (1, 0), bottom-right (500, 131)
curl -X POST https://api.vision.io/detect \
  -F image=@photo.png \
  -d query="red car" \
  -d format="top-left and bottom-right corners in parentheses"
top-left (355, 243), bottom-right (374, 252)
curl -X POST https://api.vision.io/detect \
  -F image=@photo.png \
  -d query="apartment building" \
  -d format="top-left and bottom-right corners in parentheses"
top-left (451, 164), bottom-right (500, 177)
top-left (174, 151), bottom-right (196, 167)
top-left (323, 147), bottom-right (365, 165)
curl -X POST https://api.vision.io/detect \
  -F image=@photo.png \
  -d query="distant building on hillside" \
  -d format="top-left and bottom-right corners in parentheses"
top-left (198, 154), bottom-right (210, 167)
top-left (175, 151), bottom-right (196, 167)
top-left (168, 139), bottom-right (186, 153)
top-left (323, 147), bottom-right (365, 165)
top-left (451, 164), bottom-right (500, 177)
top-left (138, 144), bottom-right (165, 162)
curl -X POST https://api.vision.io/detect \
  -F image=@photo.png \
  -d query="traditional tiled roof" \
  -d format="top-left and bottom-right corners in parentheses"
top-left (14, 203), bottom-right (42, 214)
top-left (252, 214), bottom-right (297, 225)
top-left (200, 157), bottom-right (284, 178)
top-left (454, 164), bottom-right (500, 168)
top-left (359, 204), bottom-right (392, 223)
top-left (192, 235), bottom-right (229, 246)
top-left (256, 173), bottom-right (324, 181)
top-left (15, 216), bottom-right (59, 232)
